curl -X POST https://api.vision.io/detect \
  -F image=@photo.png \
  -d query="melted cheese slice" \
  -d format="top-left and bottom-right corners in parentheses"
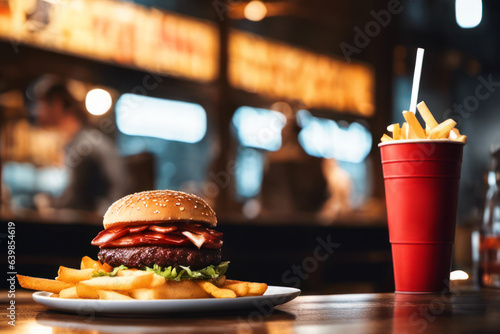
top-left (181, 231), bottom-right (206, 249)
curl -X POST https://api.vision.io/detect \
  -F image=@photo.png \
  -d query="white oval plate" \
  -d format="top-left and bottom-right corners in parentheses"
top-left (33, 286), bottom-right (300, 316)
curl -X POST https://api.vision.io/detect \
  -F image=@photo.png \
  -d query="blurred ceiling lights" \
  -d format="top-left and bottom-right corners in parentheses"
top-left (456, 0), bottom-right (482, 29)
top-left (228, 1), bottom-right (326, 22)
top-left (85, 89), bottom-right (112, 116)
top-left (244, 1), bottom-right (267, 21)
top-left (116, 94), bottom-right (207, 143)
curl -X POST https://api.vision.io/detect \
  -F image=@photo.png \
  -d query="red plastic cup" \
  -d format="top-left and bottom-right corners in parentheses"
top-left (379, 140), bottom-right (465, 293)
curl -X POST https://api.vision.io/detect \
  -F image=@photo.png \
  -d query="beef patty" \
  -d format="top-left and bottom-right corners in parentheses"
top-left (98, 246), bottom-right (222, 270)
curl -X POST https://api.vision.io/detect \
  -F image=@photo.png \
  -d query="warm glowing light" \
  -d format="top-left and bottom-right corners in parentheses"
top-left (228, 31), bottom-right (375, 116)
top-left (450, 270), bottom-right (469, 280)
top-left (25, 324), bottom-right (53, 334)
top-left (456, 0), bottom-right (482, 28)
top-left (116, 94), bottom-right (207, 143)
top-left (85, 89), bottom-right (112, 115)
top-left (244, 1), bottom-right (267, 21)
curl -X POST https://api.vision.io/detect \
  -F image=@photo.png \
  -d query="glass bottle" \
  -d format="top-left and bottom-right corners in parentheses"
top-left (480, 146), bottom-right (500, 288)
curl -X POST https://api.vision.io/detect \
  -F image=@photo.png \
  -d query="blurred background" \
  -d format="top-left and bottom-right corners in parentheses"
top-left (1, 0), bottom-right (499, 293)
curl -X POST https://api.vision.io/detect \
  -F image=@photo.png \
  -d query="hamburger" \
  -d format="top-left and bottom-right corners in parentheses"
top-left (91, 190), bottom-right (228, 288)
top-left (17, 189), bottom-right (268, 300)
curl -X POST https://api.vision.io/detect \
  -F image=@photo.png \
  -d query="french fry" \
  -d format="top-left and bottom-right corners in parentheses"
top-left (403, 111), bottom-right (426, 139)
top-left (80, 272), bottom-right (154, 291)
top-left (17, 275), bottom-right (73, 294)
top-left (195, 281), bottom-right (236, 298)
top-left (225, 280), bottom-right (268, 296)
top-left (149, 274), bottom-right (166, 288)
top-left (97, 290), bottom-right (134, 300)
top-left (212, 275), bottom-right (226, 287)
top-left (456, 135), bottom-right (467, 143)
top-left (386, 124), bottom-right (401, 140)
top-left (392, 124), bottom-right (401, 140)
top-left (117, 270), bottom-right (165, 287)
top-left (223, 282), bottom-right (249, 297)
top-left (102, 263), bottom-right (113, 272)
top-left (80, 256), bottom-right (103, 270)
top-left (57, 267), bottom-right (94, 284)
top-left (429, 119), bottom-right (457, 139)
top-left (76, 282), bottom-right (99, 299)
top-left (247, 282), bottom-right (268, 296)
top-left (417, 101), bottom-right (439, 129)
top-left (401, 122), bottom-right (408, 139)
top-left (116, 269), bottom-right (144, 276)
top-left (381, 134), bottom-right (393, 142)
top-left (50, 294), bottom-right (59, 298)
top-left (59, 286), bottom-right (79, 299)
top-left (130, 280), bottom-right (211, 299)
top-left (425, 124), bottom-right (430, 137)
top-left (128, 288), bottom-right (158, 300)
top-left (449, 128), bottom-right (460, 140)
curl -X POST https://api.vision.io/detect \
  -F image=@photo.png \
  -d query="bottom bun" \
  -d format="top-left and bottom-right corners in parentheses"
top-left (130, 277), bottom-right (225, 300)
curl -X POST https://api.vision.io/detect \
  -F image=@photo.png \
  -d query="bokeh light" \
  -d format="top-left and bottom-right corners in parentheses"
top-left (456, 0), bottom-right (482, 29)
top-left (244, 1), bottom-right (267, 21)
top-left (450, 270), bottom-right (469, 280)
top-left (85, 88), bottom-right (112, 115)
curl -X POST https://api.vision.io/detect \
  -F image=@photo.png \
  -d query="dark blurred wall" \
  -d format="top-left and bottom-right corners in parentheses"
top-left (394, 0), bottom-right (500, 223)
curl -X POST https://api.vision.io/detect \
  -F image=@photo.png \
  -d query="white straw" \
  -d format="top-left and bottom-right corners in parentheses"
top-left (409, 48), bottom-right (425, 113)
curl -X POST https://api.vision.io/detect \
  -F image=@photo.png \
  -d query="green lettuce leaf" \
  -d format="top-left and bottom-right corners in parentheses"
top-left (145, 261), bottom-right (229, 281)
top-left (91, 262), bottom-right (229, 281)
top-left (92, 265), bottom-right (128, 277)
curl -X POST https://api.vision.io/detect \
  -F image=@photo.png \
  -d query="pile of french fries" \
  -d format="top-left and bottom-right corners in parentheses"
top-left (381, 101), bottom-right (467, 143)
top-left (17, 256), bottom-right (267, 300)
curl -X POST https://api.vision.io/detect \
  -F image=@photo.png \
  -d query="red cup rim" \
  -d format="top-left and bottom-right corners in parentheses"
top-left (378, 139), bottom-right (466, 148)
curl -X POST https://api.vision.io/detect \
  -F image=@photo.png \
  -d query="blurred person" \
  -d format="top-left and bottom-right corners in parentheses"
top-left (1, 183), bottom-right (12, 215)
top-left (260, 111), bottom-right (327, 215)
top-left (34, 83), bottom-right (129, 215)
top-left (318, 158), bottom-right (353, 222)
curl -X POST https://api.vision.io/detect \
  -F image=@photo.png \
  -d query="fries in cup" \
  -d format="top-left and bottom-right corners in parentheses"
top-left (382, 101), bottom-right (466, 143)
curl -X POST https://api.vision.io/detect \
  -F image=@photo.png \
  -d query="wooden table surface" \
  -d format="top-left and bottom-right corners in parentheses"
top-left (1, 288), bottom-right (500, 334)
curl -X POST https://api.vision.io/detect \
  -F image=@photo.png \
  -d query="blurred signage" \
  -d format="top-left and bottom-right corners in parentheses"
top-left (1, 120), bottom-right (64, 166)
top-left (229, 31), bottom-right (375, 117)
top-left (0, 0), bottom-right (218, 82)
top-left (0, 1), bottom-right (373, 114)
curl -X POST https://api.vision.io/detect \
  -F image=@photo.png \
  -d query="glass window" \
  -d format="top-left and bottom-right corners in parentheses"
top-left (232, 106), bottom-right (286, 202)
top-left (232, 106), bottom-right (375, 217)
top-left (115, 94), bottom-right (212, 194)
top-left (116, 94), bottom-right (207, 143)
top-left (232, 106), bottom-right (286, 151)
top-left (296, 110), bottom-right (372, 163)
top-left (297, 110), bottom-right (373, 208)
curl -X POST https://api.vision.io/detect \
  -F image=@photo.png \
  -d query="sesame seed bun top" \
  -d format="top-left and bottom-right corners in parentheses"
top-left (103, 190), bottom-right (217, 230)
